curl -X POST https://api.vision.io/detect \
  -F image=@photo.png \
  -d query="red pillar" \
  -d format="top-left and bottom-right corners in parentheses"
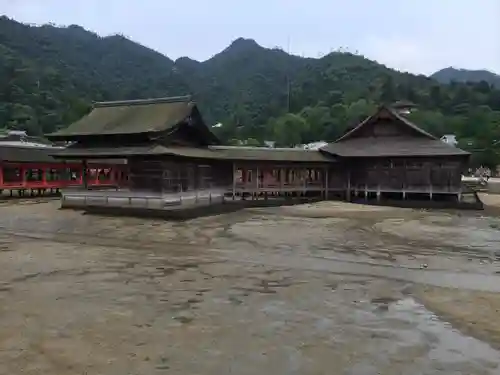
top-left (94, 168), bottom-right (100, 185)
top-left (77, 165), bottom-right (83, 185)
top-left (42, 168), bottom-right (47, 187)
top-left (21, 166), bottom-right (26, 187)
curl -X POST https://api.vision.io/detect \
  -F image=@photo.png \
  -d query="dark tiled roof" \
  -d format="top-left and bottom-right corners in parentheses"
top-left (47, 96), bottom-right (200, 138)
top-left (320, 137), bottom-right (469, 157)
top-left (53, 144), bottom-right (334, 163)
top-left (0, 145), bottom-right (60, 163)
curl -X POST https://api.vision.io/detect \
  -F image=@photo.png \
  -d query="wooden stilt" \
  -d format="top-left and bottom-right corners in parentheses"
top-left (82, 160), bottom-right (88, 189)
top-left (232, 162), bottom-right (236, 200)
top-left (325, 168), bottom-right (329, 200)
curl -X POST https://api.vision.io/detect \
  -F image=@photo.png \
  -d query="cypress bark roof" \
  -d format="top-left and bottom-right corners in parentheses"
top-left (208, 146), bottom-right (333, 162)
top-left (47, 96), bottom-right (219, 143)
top-left (0, 145), bottom-right (60, 163)
top-left (321, 106), bottom-right (469, 157)
top-left (0, 145), bottom-right (124, 164)
top-left (320, 137), bottom-right (469, 157)
top-left (53, 144), bottom-right (334, 163)
top-left (335, 106), bottom-right (437, 142)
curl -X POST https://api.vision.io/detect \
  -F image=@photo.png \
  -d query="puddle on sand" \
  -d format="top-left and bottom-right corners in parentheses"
top-left (358, 298), bottom-right (500, 374)
top-left (392, 299), bottom-right (499, 365)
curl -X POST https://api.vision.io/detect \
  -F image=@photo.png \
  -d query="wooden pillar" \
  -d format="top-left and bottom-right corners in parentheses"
top-left (82, 160), bottom-right (88, 189)
top-left (403, 165), bottom-right (407, 200)
top-left (346, 169), bottom-right (351, 201)
top-left (303, 168), bottom-right (307, 196)
top-left (0, 163), bottom-right (4, 187)
top-left (279, 168), bottom-right (283, 195)
top-left (109, 167), bottom-right (115, 186)
top-left (324, 167), bottom-right (329, 200)
top-left (428, 166), bottom-right (432, 200)
top-left (232, 162), bottom-right (236, 200)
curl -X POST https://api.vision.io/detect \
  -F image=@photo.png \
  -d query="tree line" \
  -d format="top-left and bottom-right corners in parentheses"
top-left (1, 17), bottom-right (500, 167)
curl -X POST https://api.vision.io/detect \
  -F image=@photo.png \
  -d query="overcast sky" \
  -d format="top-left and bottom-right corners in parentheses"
top-left (1, 0), bottom-right (499, 75)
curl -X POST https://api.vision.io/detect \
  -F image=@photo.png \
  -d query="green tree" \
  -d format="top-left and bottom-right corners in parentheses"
top-left (269, 113), bottom-right (308, 147)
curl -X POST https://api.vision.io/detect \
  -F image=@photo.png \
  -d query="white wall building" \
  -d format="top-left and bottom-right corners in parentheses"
top-left (297, 141), bottom-right (328, 150)
top-left (440, 134), bottom-right (458, 147)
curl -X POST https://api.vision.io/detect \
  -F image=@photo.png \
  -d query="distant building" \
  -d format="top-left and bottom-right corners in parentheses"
top-left (440, 134), bottom-right (458, 147)
top-left (391, 101), bottom-right (417, 116)
top-left (301, 141), bottom-right (328, 150)
top-left (0, 130), bottom-right (56, 148)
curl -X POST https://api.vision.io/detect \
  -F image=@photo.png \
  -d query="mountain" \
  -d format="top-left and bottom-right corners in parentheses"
top-left (1, 16), bottom-right (500, 166)
top-left (431, 67), bottom-right (500, 87)
top-left (0, 16), bottom-right (190, 134)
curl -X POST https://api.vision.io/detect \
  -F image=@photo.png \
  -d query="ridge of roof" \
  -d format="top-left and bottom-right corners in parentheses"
top-left (93, 95), bottom-right (193, 108)
top-left (211, 145), bottom-right (319, 152)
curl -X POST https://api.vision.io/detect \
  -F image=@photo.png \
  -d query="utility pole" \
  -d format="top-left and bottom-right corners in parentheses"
top-left (286, 35), bottom-right (291, 113)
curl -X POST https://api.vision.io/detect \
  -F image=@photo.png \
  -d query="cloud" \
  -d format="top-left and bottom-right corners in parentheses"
top-left (360, 0), bottom-right (500, 74)
top-left (0, 0), bottom-right (498, 74)
top-left (361, 37), bottom-right (430, 74)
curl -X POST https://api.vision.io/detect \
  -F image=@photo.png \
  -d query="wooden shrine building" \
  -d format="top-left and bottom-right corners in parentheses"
top-left (47, 96), bottom-right (335, 212)
top-left (46, 96), bottom-right (475, 214)
top-left (320, 105), bottom-right (471, 203)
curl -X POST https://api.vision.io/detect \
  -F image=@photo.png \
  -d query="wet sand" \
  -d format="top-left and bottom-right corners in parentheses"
top-left (0, 198), bottom-right (499, 374)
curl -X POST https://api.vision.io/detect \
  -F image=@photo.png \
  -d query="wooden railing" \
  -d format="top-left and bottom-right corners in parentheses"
top-left (61, 188), bottom-right (227, 210)
top-left (234, 180), bottom-right (325, 191)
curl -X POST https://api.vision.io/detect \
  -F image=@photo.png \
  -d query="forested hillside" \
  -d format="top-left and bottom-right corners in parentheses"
top-left (1, 16), bottom-right (500, 166)
top-left (431, 67), bottom-right (500, 88)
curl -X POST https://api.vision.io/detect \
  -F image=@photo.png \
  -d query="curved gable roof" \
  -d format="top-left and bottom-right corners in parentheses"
top-left (47, 96), bottom-right (220, 145)
top-left (320, 105), bottom-right (469, 158)
top-left (335, 105), bottom-right (437, 143)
